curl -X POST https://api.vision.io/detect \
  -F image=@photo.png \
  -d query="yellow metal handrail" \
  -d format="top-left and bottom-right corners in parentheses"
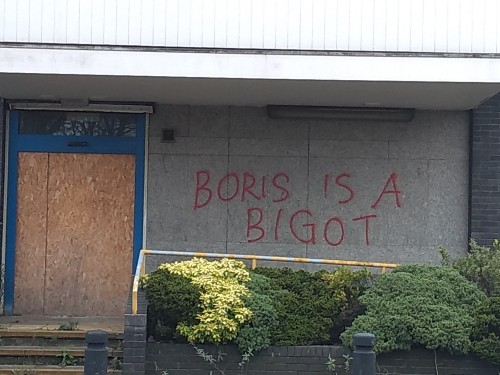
top-left (131, 249), bottom-right (399, 314)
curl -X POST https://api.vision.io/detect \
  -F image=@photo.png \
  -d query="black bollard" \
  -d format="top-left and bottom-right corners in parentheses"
top-left (352, 333), bottom-right (376, 375)
top-left (84, 330), bottom-right (108, 375)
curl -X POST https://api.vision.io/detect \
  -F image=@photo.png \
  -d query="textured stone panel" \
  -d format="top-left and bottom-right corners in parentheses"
top-left (228, 242), bottom-right (307, 269)
top-left (309, 140), bottom-right (389, 159)
top-left (146, 154), bottom-right (229, 246)
top-left (146, 105), bottom-right (470, 264)
top-left (427, 159), bottom-right (469, 256)
top-left (385, 159), bottom-right (430, 248)
top-left (189, 106), bottom-right (229, 137)
top-left (149, 104), bottom-right (189, 137)
top-left (389, 140), bottom-right (468, 160)
top-left (229, 107), bottom-right (308, 139)
top-left (307, 244), bottom-right (437, 266)
top-left (149, 136), bottom-right (228, 155)
top-left (229, 138), bottom-right (308, 157)
top-left (226, 156), bottom-right (309, 245)
top-left (307, 157), bottom-right (391, 248)
top-left (397, 111), bottom-right (469, 143)
top-left (309, 120), bottom-right (405, 141)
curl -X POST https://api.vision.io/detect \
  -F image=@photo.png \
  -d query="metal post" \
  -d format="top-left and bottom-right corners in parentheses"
top-left (352, 333), bottom-right (376, 375)
top-left (84, 330), bottom-right (108, 375)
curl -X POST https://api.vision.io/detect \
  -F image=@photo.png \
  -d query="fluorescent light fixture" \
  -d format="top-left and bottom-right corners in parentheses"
top-left (267, 105), bottom-right (415, 122)
top-left (9, 101), bottom-right (154, 114)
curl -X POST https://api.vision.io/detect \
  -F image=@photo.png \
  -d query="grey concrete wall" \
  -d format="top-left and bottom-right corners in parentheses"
top-left (146, 106), bottom-right (469, 266)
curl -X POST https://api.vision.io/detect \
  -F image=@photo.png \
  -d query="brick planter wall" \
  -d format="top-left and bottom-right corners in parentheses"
top-left (145, 343), bottom-right (500, 375)
top-left (377, 347), bottom-right (499, 375)
top-left (123, 285), bottom-right (148, 375)
top-left (146, 343), bottom-right (350, 375)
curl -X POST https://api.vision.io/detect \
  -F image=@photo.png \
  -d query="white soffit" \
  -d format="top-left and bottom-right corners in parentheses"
top-left (2, 47), bottom-right (500, 83)
top-left (1, 47), bottom-right (500, 109)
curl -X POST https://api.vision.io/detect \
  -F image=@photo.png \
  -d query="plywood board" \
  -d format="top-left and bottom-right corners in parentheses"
top-left (44, 153), bottom-right (135, 316)
top-left (14, 152), bottom-right (49, 315)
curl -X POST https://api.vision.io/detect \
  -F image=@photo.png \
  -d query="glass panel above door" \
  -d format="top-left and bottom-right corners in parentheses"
top-left (18, 111), bottom-right (137, 137)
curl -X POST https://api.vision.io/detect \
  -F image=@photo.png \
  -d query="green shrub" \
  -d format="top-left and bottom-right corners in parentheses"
top-left (440, 240), bottom-right (500, 364)
top-left (442, 239), bottom-right (500, 297)
top-left (323, 267), bottom-right (374, 342)
top-left (235, 272), bottom-right (278, 353)
top-left (322, 267), bottom-right (374, 305)
top-left (252, 266), bottom-right (373, 345)
top-left (471, 296), bottom-right (500, 364)
top-left (341, 265), bottom-right (486, 354)
top-left (159, 258), bottom-right (252, 344)
top-left (141, 268), bottom-right (201, 342)
top-left (143, 261), bottom-right (372, 350)
top-left (253, 267), bottom-right (338, 345)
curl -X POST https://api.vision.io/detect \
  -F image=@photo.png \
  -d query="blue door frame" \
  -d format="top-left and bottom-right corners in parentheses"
top-left (3, 110), bottom-right (146, 315)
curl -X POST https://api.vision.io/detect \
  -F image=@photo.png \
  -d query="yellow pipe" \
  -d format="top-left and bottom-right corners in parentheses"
top-left (132, 287), bottom-right (138, 314)
top-left (141, 257), bottom-right (146, 276)
top-left (251, 259), bottom-right (257, 269)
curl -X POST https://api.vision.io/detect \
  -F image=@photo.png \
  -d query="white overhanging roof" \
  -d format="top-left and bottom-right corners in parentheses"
top-left (1, 46), bottom-right (500, 110)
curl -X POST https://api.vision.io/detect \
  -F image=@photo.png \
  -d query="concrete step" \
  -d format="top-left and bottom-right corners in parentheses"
top-left (0, 329), bottom-right (123, 340)
top-left (0, 331), bottom-right (123, 367)
top-left (0, 346), bottom-right (122, 358)
top-left (0, 318), bottom-right (124, 372)
top-left (0, 337), bottom-right (107, 347)
top-left (0, 365), bottom-right (122, 374)
top-left (0, 329), bottom-right (123, 350)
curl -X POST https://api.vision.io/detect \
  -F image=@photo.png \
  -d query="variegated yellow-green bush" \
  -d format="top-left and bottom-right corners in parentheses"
top-left (159, 258), bottom-right (252, 344)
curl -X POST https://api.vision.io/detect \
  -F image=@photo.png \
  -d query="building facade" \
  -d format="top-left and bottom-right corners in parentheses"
top-left (1, 0), bottom-right (500, 316)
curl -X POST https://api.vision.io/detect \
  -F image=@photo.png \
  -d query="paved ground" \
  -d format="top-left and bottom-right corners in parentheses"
top-left (0, 316), bottom-right (124, 333)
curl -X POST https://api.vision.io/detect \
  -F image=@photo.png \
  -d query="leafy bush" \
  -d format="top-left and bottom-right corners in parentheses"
top-left (235, 272), bottom-right (278, 353)
top-left (441, 239), bottom-right (500, 297)
top-left (142, 260), bottom-right (373, 351)
top-left (141, 268), bottom-right (201, 342)
top-left (162, 258), bottom-right (252, 344)
top-left (471, 296), bottom-right (500, 364)
top-left (253, 267), bottom-right (337, 345)
top-left (322, 267), bottom-right (374, 306)
top-left (143, 258), bottom-right (252, 344)
top-left (341, 265), bottom-right (486, 354)
top-left (253, 266), bottom-right (373, 345)
top-left (323, 267), bottom-right (374, 342)
top-left (440, 240), bottom-right (500, 364)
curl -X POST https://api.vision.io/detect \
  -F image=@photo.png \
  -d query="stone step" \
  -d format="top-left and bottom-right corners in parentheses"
top-left (0, 323), bottom-right (124, 370)
top-left (0, 329), bottom-right (123, 340)
top-left (0, 336), bottom-right (115, 347)
top-left (0, 365), bottom-right (122, 374)
top-left (0, 349), bottom-right (123, 367)
top-left (0, 318), bottom-right (125, 372)
top-left (0, 346), bottom-right (122, 358)
top-left (0, 329), bottom-right (123, 349)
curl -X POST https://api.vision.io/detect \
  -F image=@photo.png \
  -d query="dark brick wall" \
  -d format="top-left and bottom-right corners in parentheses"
top-left (123, 277), bottom-right (148, 375)
top-left (0, 99), bottom-right (4, 250)
top-left (471, 93), bottom-right (500, 245)
top-left (377, 347), bottom-right (499, 375)
top-left (147, 343), bottom-right (350, 375)
top-left (146, 343), bottom-right (499, 375)
top-left (123, 314), bottom-right (147, 375)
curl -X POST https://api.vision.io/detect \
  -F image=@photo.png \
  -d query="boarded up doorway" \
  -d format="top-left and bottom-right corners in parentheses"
top-left (14, 152), bottom-right (135, 316)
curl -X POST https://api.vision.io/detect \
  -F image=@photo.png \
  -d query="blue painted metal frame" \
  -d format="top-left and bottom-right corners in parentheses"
top-left (4, 111), bottom-right (146, 315)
